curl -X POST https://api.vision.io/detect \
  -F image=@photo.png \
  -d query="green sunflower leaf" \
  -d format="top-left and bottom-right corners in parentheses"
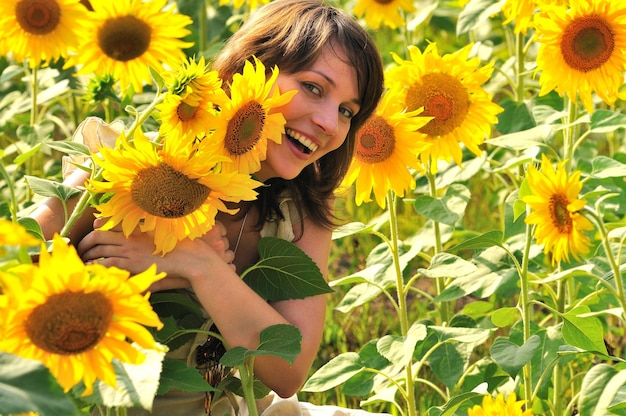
top-left (24, 175), bottom-right (82, 201)
top-left (242, 237), bottom-right (332, 301)
top-left (220, 324), bottom-right (302, 367)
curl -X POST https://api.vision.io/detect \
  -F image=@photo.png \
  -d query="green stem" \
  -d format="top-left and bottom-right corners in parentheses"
top-left (0, 162), bottom-right (18, 222)
top-left (30, 65), bottom-right (39, 126)
top-left (426, 168), bottom-right (449, 324)
top-left (238, 360), bottom-right (259, 416)
top-left (198, 0), bottom-right (207, 54)
top-left (59, 169), bottom-right (98, 237)
top-left (553, 278), bottom-right (565, 416)
top-left (387, 191), bottom-right (416, 416)
top-left (519, 223), bottom-right (533, 408)
top-left (563, 98), bottom-right (577, 170)
top-left (515, 32), bottom-right (525, 102)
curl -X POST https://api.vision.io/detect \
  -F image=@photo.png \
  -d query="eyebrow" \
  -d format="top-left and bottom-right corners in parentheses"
top-left (312, 70), bottom-right (361, 107)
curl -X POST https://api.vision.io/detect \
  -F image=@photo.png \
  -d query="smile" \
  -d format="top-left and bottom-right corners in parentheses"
top-left (285, 128), bottom-right (318, 154)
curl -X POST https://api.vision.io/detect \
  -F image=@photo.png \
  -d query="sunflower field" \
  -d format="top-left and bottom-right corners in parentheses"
top-left (1, 0), bottom-right (626, 415)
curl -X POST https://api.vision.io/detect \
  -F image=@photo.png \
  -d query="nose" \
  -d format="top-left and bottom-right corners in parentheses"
top-left (311, 104), bottom-right (338, 136)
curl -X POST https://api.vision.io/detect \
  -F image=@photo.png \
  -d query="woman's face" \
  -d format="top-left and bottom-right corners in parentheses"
top-left (256, 45), bottom-right (360, 181)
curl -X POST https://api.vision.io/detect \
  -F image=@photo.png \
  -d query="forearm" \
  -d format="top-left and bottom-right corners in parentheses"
top-left (186, 256), bottom-right (324, 397)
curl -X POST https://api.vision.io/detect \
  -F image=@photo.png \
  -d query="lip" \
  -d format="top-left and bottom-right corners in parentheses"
top-left (284, 133), bottom-right (313, 160)
top-left (284, 128), bottom-right (319, 160)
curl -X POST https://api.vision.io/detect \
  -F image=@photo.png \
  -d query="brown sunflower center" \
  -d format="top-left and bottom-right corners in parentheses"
top-left (550, 194), bottom-right (573, 233)
top-left (177, 102), bottom-right (198, 122)
top-left (98, 15), bottom-right (152, 62)
top-left (355, 115), bottom-right (395, 163)
top-left (225, 101), bottom-right (266, 156)
top-left (131, 164), bottom-right (211, 218)
top-left (561, 15), bottom-right (614, 72)
top-left (374, 0), bottom-right (394, 4)
top-left (25, 291), bottom-right (113, 355)
top-left (15, 0), bottom-right (61, 35)
top-left (406, 73), bottom-right (470, 137)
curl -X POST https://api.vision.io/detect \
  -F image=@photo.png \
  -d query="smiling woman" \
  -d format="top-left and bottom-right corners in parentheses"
top-left (28, 1), bottom-right (385, 415)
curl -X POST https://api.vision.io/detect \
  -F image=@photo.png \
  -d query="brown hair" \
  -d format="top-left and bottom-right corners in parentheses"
top-left (212, 0), bottom-right (384, 231)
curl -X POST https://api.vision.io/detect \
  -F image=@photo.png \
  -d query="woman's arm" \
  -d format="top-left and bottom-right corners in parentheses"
top-left (77, 214), bottom-right (331, 398)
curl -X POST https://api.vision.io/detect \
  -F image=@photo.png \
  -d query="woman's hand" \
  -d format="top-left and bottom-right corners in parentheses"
top-left (77, 218), bottom-right (235, 291)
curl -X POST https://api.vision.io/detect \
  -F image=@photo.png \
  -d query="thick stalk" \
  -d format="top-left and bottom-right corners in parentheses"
top-left (552, 284), bottom-right (565, 416)
top-left (387, 191), bottom-right (416, 416)
top-left (563, 99), bottom-right (577, 170)
top-left (515, 32), bottom-right (525, 102)
top-left (0, 162), bottom-right (18, 222)
top-left (30, 66), bottom-right (38, 127)
top-left (198, 0), bottom-right (208, 54)
top-left (426, 169), bottom-right (449, 324)
top-left (520, 223), bottom-right (534, 408)
top-left (238, 361), bottom-right (259, 416)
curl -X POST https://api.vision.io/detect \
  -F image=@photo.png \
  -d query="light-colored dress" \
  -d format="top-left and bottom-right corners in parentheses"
top-left (73, 117), bottom-right (390, 416)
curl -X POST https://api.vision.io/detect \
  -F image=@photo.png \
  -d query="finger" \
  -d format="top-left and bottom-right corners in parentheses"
top-left (224, 249), bottom-right (235, 264)
top-left (77, 229), bottom-right (123, 256)
top-left (93, 217), bottom-right (123, 232)
top-left (215, 220), bottom-right (227, 237)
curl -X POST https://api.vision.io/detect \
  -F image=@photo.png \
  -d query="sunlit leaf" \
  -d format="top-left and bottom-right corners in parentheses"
top-left (457, 0), bottom-right (505, 35)
top-left (589, 156), bottom-right (626, 179)
top-left (302, 353), bottom-right (363, 392)
top-left (590, 109), bottom-right (626, 133)
top-left (579, 364), bottom-right (626, 416)
top-left (75, 345), bottom-right (166, 411)
top-left (419, 253), bottom-right (477, 279)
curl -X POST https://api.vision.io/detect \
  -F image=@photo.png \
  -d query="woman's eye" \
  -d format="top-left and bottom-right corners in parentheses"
top-left (339, 107), bottom-right (354, 119)
top-left (304, 83), bottom-right (321, 95)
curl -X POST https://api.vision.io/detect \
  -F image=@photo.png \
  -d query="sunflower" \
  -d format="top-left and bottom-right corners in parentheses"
top-left (88, 129), bottom-right (261, 256)
top-left (342, 87), bottom-right (432, 208)
top-left (157, 56), bottom-right (229, 141)
top-left (522, 154), bottom-right (593, 265)
top-left (211, 57), bottom-right (297, 175)
top-left (0, 234), bottom-right (165, 395)
top-left (386, 43), bottom-right (503, 174)
top-left (0, 219), bottom-right (40, 254)
top-left (69, 0), bottom-right (193, 94)
top-left (468, 393), bottom-right (533, 416)
top-left (0, 0), bottom-right (91, 68)
top-left (352, 0), bottom-right (416, 30)
top-left (502, 0), bottom-right (537, 34)
top-left (534, 0), bottom-right (626, 113)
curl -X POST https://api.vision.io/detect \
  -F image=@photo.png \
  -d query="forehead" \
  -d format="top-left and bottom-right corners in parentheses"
top-left (310, 45), bottom-right (360, 101)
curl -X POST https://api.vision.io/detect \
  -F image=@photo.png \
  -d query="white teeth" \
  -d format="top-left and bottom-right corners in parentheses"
top-left (286, 128), bottom-right (318, 153)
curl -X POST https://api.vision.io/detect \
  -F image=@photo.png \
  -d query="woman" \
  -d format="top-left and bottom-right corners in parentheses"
top-left (32, 0), bottom-right (385, 414)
